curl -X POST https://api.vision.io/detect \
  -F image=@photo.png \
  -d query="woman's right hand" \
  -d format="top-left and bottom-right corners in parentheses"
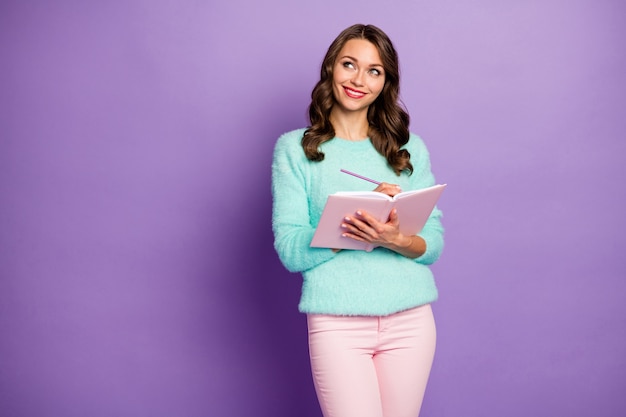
top-left (374, 182), bottom-right (401, 197)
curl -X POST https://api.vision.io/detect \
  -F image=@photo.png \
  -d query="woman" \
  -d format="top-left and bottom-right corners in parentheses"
top-left (271, 24), bottom-right (444, 417)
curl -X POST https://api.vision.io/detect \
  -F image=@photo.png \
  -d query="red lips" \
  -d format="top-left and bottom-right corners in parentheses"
top-left (343, 86), bottom-right (366, 99)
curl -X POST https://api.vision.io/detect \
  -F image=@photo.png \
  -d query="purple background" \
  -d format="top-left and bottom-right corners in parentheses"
top-left (1, 1), bottom-right (625, 416)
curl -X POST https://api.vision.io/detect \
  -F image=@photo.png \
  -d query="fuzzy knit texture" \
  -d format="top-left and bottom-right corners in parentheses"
top-left (271, 128), bottom-right (444, 316)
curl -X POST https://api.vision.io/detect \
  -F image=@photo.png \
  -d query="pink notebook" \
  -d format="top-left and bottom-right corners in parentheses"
top-left (310, 184), bottom-right (446, 251)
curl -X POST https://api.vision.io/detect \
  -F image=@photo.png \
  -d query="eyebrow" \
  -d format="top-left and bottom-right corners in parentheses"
top-left (340, 55), bottom-right (384, 68)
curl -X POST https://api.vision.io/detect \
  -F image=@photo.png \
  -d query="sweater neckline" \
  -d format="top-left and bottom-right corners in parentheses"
top-left (331, 136), bottom-right (372, 147)
top-left (334, 135), bottom-right (369, 142)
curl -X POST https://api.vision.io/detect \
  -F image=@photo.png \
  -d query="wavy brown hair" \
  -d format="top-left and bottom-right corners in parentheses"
top-left (302, 24), bottom-right (412, 175)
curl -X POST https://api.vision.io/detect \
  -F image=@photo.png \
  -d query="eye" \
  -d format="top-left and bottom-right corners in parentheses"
top-left (342, 61), bottom-right (355, 70)
top-left (369, 68), bottom-right (382, 76)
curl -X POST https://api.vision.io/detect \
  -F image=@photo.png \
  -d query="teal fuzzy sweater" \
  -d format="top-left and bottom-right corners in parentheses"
top-left (271, 128), bottom-right (444, 316)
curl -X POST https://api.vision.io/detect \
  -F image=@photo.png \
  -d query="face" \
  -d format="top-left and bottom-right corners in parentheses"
top-left (331, 38), bottom-right (386, 114)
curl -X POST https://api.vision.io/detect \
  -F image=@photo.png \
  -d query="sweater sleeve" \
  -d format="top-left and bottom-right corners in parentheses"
top-left (271, 132), bottom-right (336, 273)
top-left (408, 135), bottom-right (445, 265)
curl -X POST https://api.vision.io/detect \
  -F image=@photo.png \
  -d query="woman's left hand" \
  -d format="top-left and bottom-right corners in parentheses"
top-left (341, 208), bottom-right (426, 258)
top-left (341, 208), bottom-right (408, 248)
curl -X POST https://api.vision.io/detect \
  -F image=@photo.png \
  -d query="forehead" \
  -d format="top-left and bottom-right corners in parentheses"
top-left (337, 39), bottom-right (383, 65)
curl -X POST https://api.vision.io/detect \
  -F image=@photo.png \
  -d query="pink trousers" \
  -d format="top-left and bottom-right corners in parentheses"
top-left (307, 304), bottom-right (436, 417)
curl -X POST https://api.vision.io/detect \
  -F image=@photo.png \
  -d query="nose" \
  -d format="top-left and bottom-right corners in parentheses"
top-left (351, 70), bottom-right (365, 87)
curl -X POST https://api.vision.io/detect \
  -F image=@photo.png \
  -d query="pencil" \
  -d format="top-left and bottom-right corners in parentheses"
top-left (340, 169), bottom-right (381, 185)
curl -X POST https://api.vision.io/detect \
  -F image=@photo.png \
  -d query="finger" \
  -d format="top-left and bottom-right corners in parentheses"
top-left (342, 216), bottom-right (377, 240)
top-left (388, 208), bottom-right (400, 226)
top-left (342, 218), bottom-right (370, 236)
top-left (373, 182), bottom-right (401, 192)
top-left (374, 183), bottom-right (402, 197)
top-left (340, 224), bottom-right (369, 242)
top-left (353, 216), bottom-right (385, 240)
top-left (355, 211), bottom-right (386, 233)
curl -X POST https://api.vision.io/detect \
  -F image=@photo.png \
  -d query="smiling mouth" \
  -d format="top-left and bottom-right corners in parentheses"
top-left (343, 86), bottom-right (366, 99)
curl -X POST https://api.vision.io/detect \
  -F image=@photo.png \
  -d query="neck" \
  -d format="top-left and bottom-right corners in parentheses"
top-left (330, 107), bottom-right (369, 141)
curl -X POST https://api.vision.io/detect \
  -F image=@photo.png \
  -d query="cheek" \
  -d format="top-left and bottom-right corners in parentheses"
top-left (333, 67), bottom-right (349, 84)
top-left (370, 79), bottom-right (385, 97)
